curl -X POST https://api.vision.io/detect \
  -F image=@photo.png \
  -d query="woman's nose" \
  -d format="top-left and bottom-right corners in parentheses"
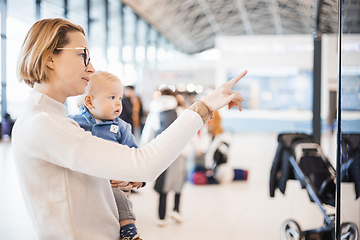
top-left (86, 62), bottom-right (95, 73)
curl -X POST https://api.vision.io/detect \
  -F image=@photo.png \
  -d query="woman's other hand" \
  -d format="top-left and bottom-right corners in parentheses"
top-left (201, 70), bottom-right (247, 112)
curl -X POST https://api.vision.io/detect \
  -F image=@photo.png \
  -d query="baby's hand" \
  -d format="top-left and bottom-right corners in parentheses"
top-left (130, 182), bottom-right (143, 189)
top-left (120, 184), bottom-right (132, 196)
top-left (110, 180), bottom-right (132, 196)
top-left (110, 180), bottom-right (130, 188)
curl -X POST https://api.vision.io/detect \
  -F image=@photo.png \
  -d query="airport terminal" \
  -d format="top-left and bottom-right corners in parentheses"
top-left (0, 0), bottom-right (359, 239)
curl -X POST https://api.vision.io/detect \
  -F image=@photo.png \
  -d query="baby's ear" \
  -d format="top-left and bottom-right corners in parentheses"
top-left (84, 95), bottom-right (94, 109)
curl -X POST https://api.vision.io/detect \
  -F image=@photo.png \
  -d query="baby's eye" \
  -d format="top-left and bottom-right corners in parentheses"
top-left (110, 96), bottom-right (115, 100)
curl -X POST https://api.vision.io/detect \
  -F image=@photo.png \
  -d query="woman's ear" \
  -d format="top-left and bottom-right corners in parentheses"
top-left (84, 95), bottom-right (94, 109)
top-left (46, 55), bottom-right (55, 70)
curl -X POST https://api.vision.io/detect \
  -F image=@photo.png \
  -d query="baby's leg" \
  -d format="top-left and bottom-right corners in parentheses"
top-left (112, 187), bottom-right (136, 222)
top-left (112, 187), bottom-right (141, 240)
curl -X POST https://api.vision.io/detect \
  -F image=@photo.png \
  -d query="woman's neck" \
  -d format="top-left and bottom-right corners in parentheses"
top-left (33, 82), bottom-right (67, 104)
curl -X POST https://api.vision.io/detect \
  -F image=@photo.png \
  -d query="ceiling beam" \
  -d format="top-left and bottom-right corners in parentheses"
top-left (122, 0), bottom-right (199, 53)
top-left (196, 0), bottom-right (223, 36)
top-left (269, 0), bottom-right (283, 35)
top-left (322, 0), bottom-right (339, 33)
top-left (236, 0), bottom-right (254, 35)
top-left (120, 0), bottom-right (338, 54)
top-left (313, 0), bottom-right (324, 32)
top-left (124, 0), bottom-right (157, 13)
top-left (295, 0), bottom-right (312, 33)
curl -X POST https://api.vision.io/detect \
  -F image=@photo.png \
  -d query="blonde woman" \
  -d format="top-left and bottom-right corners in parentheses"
top-left (13, 18), bottom-right (246, 240)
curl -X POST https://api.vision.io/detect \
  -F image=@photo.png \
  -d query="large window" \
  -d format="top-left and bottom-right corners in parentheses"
top-left (3, 0), bottom-right (36, 119)
top-left (0, 0), bottom-right (178, 119)
top-left (107, 0), bottom-right (123, 80)
top-left (229, 68), bottom-right (312, 111)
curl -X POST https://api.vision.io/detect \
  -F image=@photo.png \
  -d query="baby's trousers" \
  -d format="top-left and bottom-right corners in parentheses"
top-left (112, 187), bottom-right (136, 221)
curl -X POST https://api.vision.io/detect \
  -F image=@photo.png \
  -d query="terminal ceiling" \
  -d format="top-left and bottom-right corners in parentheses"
top-left (120, 0), bottom-right (351, 54)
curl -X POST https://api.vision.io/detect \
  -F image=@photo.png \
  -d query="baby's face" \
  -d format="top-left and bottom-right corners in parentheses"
top-left (89, 80), bottom-right (124, 120)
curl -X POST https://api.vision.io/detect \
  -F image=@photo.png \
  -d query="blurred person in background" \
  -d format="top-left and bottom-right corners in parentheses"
top-left (120, 87), bottom-right (134, 128)
top-left (207, 111), bottom-right (223, 140)
top-left (141, 89), bottom-right (188, 226)
top-left (122, 85), bottom-right (145, 143)
top-left (1, 113), bottom-right (15, 139)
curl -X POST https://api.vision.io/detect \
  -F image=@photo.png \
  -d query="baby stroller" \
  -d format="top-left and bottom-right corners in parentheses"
top-left (191, 141), bottom-right (230, 185)
top-left (212, 141), bottom-right (229, 170)
top-left (340, 133), bottom-right (360, 201)
top-left (270, 133), bottom-right (359, 240)
top-left (191, 140), bottom-right (248, 185)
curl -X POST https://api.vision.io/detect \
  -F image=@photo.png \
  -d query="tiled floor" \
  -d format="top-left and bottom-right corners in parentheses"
top-left (0, 133), bottom-right (341, 240)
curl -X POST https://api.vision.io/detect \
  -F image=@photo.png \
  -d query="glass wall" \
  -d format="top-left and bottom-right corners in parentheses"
top-left (337, 0), bottom-right (360, 239)
top-left (0, 0), bottom-right (179, 119)
top-left (4, 0), bottom-right (36, 119)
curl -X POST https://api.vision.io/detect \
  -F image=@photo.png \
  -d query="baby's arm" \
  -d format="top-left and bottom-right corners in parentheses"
top-left (118, 122), bottom-right (138, 148)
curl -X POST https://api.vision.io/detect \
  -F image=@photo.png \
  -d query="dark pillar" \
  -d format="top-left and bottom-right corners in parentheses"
top-left (104, 0), bottom-right (109, 63)
top-left (86, 0), bottom-right (91, 38)
top-left (1, 0), bottom-right (7, 119)
top-left (119, 2), bottom-right (124, 65)
top-left (145, 22), bottom-right (150, 67)
top-left (134, 14), bottom-right (139, 66)
top-left (64, 0), bottom-right (68, 18)
top-left (335, 1), bottom-right (343, 238)
top-left (36, 0), bottom-right (41, 20)
top-left (312, 0), bottom-right (324, 143)
top-left (312, 33), bottom-right (321, 143)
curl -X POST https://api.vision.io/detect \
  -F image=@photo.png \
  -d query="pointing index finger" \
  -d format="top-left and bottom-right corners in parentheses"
top-left (226, 70), bottom-right (247, 88)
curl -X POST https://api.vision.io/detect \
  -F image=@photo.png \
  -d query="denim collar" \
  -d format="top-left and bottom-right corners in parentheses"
top-left (79, 105), bottom-right (96, 124)
top-left (79, 105), bottom-right (120, 124)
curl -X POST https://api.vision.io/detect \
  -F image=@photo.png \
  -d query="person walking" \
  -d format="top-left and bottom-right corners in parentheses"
top-left (141, 89), bottom-right (188, 226)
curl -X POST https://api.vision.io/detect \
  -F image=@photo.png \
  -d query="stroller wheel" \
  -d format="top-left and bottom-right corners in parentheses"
top-left (280, 219), bottom-right (303, 240)
top-left (340, 222), bottom-right (359, 240)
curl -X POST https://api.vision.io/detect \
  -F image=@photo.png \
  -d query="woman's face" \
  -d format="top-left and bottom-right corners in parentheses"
top-left (49, 31), bottom-right (95, 101)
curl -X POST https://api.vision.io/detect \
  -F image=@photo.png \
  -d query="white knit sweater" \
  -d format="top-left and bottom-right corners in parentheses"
top-left (12, 91), bottom-right (203, 240)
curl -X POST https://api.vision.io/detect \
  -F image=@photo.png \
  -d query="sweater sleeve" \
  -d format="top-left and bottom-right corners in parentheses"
top-left (32, 109), bottom-right (203, 182)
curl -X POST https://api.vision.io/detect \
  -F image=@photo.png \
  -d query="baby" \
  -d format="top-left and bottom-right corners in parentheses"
top-left (69, 71), bottom-right (144, 240)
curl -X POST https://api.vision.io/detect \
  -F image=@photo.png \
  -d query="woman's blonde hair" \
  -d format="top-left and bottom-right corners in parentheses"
top-left (77, 71), bottom-right (122, 107)
top-left (17, 18), bottom-right (85, 87)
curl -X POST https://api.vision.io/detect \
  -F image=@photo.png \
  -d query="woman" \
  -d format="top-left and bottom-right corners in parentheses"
top-left (13, 18), bottom-right (246, 240)
top-left (141, 89), bottom-right (188, 226)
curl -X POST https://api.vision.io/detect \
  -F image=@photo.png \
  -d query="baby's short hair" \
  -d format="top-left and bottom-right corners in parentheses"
top-left (77, 71), bottom-right (122, 107)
